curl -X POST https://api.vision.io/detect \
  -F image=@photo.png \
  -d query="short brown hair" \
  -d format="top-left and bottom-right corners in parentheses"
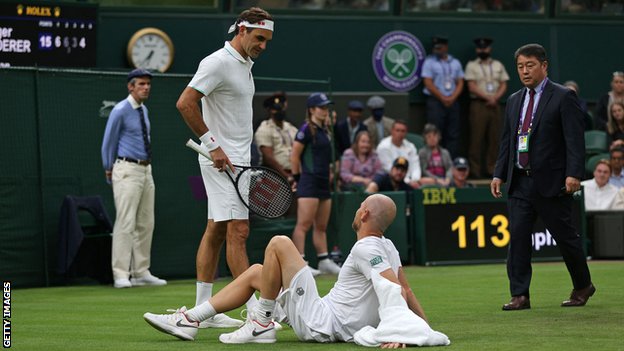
top-left (595, 159), bottom-right (612, 173)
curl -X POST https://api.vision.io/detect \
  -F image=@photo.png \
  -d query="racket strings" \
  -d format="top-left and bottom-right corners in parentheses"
top-left (239, 169), bottom-right (292, 218)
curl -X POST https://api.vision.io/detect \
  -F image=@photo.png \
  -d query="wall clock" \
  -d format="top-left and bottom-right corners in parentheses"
top-left (127, 27), bottom-right (174, 72)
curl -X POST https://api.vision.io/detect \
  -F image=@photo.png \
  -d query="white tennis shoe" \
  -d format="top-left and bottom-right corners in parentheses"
top-left (198, 313), bottom-right (244, 328)
top-left (318, 259), bottom-right (341, 275)
top-left (131, 273), bottom-right (167, 286)
top-left (240, 309), bottom-right (284, 331)
top-left (143, 306), bottom-right (198, 341)
top-left (219, 319), bottom-right (276, 344)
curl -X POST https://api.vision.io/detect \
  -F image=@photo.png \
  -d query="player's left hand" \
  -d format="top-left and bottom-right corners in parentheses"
top-left (380, 342), bottom-right (406, 348)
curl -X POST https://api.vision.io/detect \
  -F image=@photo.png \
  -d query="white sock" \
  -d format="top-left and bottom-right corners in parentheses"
top-left (246, 293), bottom-right (259, 311)
top-left (196, 281), bottom-right (213, 307)
top-left (256, 298), bottom-right (276, 326)
top-left (186, 301), bottom-right (216, 323)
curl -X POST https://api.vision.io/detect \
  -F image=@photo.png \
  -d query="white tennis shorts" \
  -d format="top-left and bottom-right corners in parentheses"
top-left (277, 267), bottom-right (336, 343)
top-left (199, 158), bottom-right (248, 222)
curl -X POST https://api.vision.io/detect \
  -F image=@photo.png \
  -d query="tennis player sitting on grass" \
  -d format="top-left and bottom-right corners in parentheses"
top-left (144, 194), bottom-right (448, 347)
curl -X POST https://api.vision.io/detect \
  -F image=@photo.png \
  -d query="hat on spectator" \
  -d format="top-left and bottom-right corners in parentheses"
top-left (127, 68), bottom-right (153, 82)
top-left (432, 36), bottom-right (449, 48)
top-left (367, 95), bottom-right (386, 109)
top-left (473, 37), bottom-right (493, 48)
top-left (307, 92), bottom-right (333, 108)
top-left (392, 157), bottom-right (409, 170)
top-left (264, 91), bottom-right (287, 110)
top-left (348, 100), bottom-right (365, 110)
top-left (422, 123), bottom-right (439, 135)
top-left (453, 157), bottom-right (469, 169)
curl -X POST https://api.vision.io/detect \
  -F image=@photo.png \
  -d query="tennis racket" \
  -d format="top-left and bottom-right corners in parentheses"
top-left (185, 139), bottom-right (293, 219)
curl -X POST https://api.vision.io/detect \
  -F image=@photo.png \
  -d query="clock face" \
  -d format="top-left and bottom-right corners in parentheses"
top-left (127, 28), bottom-right (174, 73)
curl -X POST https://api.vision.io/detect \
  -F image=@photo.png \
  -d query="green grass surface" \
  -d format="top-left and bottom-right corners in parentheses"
top-left (11, 261), bottom-right (624, 350)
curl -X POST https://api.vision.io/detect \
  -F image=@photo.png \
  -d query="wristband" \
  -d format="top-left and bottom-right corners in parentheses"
top-left (199, 130), bottom-right (220, 152)
top-left (293, 174), bottom-right (300, 182)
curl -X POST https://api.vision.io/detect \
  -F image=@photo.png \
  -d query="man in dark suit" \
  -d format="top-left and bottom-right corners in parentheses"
top-left (490, 43), bottom-right (595, 311)
top-left (334, 100), bottom-right (367, 157)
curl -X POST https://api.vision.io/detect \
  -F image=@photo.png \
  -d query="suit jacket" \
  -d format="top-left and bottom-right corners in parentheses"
top-left (363, 116), bottom-right (395, 147)
top-left (494, 80), bottom-right (585, 198)
top-left (334, 118), bottom-right (367, 157)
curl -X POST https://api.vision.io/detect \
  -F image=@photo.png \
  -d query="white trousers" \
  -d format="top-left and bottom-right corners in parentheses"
top-left (111, 160), bottom-right (155, 280)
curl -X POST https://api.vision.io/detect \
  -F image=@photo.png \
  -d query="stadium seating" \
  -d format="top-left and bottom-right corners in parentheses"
top-left (585, 152), bottom-right (610, 177)
top-left (406, 132), bottom-right (425, 150)
top-left (584, 130), bottom-right (608, 155)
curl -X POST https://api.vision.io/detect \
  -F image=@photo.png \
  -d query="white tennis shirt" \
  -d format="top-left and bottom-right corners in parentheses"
top-left (188, 41), bottom-right (255, 163)
top-left (323, 236), bottom-right (402, 341)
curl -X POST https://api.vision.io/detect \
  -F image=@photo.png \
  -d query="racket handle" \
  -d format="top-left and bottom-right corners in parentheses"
top-left (186, 139), bottom-right (213, 160)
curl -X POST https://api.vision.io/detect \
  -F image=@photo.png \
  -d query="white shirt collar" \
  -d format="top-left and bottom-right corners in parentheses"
top-left (224, 41), bottom-right (254, 65)
top-left (127, 94), bottom-right (142, 109)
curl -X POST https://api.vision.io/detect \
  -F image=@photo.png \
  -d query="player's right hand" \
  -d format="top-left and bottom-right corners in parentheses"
top-left (209, 147), bottom-right (235, 173)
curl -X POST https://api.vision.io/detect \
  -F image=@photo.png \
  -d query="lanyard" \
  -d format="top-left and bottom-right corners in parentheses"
top-left (275, 124), bottom-right (292, 146)
top-left (438, 59), bottom-right (451, 80)
top-left (479, 61), bottom-right (493, 81)
top-left (517, 79), bottom-right (548, 135)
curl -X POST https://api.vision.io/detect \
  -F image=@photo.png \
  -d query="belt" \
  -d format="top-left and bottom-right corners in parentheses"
top-left (117, 157), bottom-right (150, 166)
top-left (514, 168), bottom-right (531, 177)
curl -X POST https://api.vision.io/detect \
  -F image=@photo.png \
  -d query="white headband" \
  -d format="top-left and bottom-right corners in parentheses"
top-left (228, 19), bottom-right (274, 34)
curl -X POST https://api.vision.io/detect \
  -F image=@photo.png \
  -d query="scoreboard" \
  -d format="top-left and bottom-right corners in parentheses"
top-left (0, 2), bottom-right (97, 68)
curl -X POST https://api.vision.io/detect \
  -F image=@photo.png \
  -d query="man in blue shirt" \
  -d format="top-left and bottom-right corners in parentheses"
top-left (609, 147), bottom-right (624, 188)
top-left (101, 68), bottom-right (166, 289)
top-left (421, 36), bottom-right (464, 158)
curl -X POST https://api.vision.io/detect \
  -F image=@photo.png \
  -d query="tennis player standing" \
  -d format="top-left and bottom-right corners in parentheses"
top-left (173, 7), bottom-right (274, 328)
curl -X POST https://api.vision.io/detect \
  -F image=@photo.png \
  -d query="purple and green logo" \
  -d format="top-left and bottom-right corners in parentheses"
top-left (372, 31), bottom-right (425, 92)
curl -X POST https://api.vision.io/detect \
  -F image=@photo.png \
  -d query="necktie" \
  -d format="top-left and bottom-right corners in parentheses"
top-left (137, 107), bottom-right (152, 160)
top-left (518, 89), bottom-right (535, 168)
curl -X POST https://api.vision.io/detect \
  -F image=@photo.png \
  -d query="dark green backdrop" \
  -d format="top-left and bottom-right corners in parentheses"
top-left (98, 11), bottom-right (623, 102)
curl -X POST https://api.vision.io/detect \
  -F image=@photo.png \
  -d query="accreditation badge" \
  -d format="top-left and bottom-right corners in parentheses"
top-left (486, 82), bottom-right (495, 93)
top-left (518, 133), bottom-right (529, 152)
top-left (444, 79), bottom-right (453, 91)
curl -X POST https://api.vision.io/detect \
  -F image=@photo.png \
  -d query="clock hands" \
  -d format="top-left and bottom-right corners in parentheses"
top-left (138, 50), bottom-right (154, 67)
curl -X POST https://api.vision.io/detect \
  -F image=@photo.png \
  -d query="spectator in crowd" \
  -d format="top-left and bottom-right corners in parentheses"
top-left (421, 36), bottom-right (464, 157)
top-left (465, 37), bottom-right (509, 178)
top-left (255, 92), bottom-right (298, 182)
top-left (563, 80), bottom-right (592, 130)
top-left (101, 68), bottom-right (166, 289)
top-left (377, 120), bottom-right (423, 188)
top-left (290, 92), bottom-right (342, 275)
top-left (335, 100), bottom-right (367, 157)
top-left (594, 71), bottom-right (624, 131)
top-left (581, 160), bottom-right (618, 210)
top-left (363, 95), bottom-right (395, 147)
top-left (448, 157), bottom-right (475, 188)
top-left (340, 130), bottom-right (384, 191)
top-left (612, 187), bottom-right (624, 209)
top-left (609, 146), bottom-right (624, 188)
top-left (563, 81), bottom-right (588, 114)
top-left (606, 101), bottom-right (624, 149)
top-left (366, 157), bottom-right (413, 193)
top-left (418, 123), bottom-right (452, 187)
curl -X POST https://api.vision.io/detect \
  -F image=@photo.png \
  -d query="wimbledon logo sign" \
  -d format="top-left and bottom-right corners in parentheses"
top-left (372, 31), bottom-right (425, 92)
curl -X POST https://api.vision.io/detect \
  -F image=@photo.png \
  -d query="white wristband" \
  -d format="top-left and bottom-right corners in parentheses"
top-left (199, 130), bottom-right (220, 152)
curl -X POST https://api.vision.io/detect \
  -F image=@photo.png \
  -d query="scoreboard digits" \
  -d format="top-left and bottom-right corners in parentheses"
top-left (0, 2), bottom-right (97, 68)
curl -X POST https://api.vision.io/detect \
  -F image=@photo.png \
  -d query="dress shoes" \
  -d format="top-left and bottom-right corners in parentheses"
top-left (502, 296), bottom-right (531, 311)
top-left (561, 283), bottom-right (596, 307)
